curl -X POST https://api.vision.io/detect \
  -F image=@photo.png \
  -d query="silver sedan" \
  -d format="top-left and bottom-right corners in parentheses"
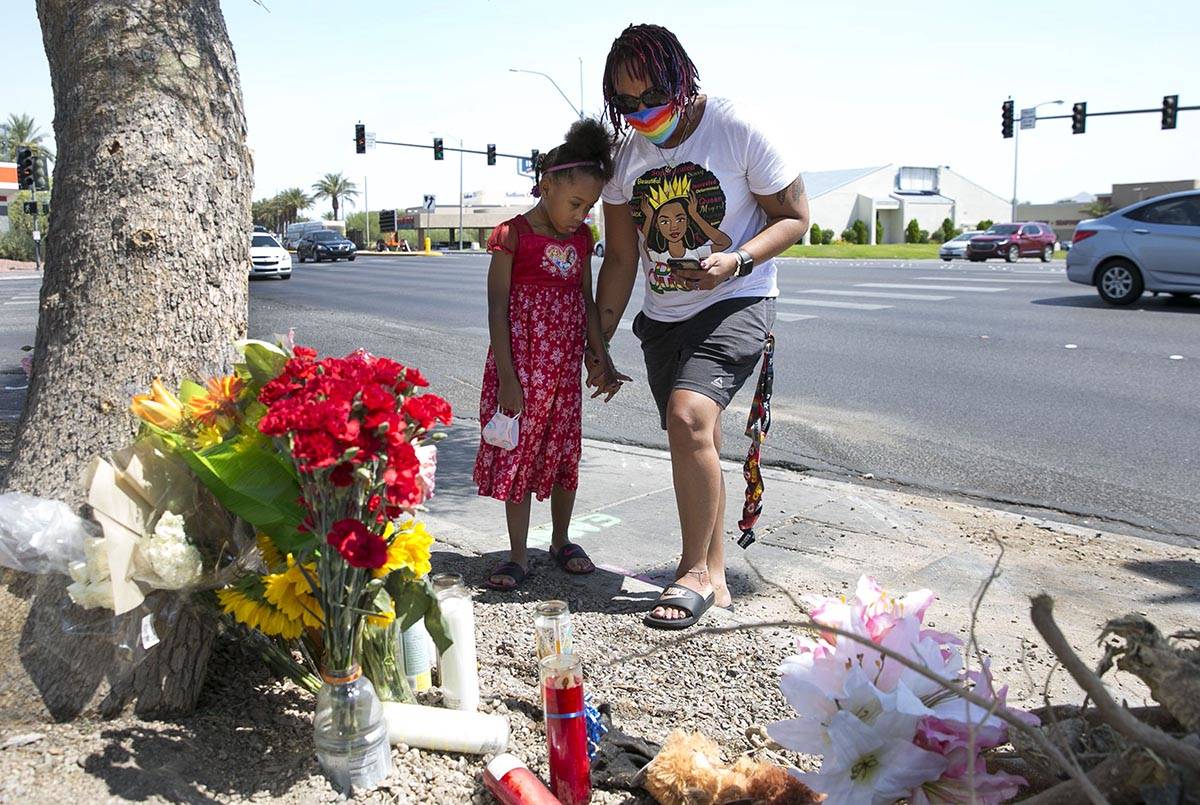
top-left (938, 230), bottom-right (982, 261)
top-left (1066, 191), bottom-right (1200, 305)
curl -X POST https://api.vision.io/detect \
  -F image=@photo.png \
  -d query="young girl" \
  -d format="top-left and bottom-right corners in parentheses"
top-left (474, 119), bottom-right (626, 591)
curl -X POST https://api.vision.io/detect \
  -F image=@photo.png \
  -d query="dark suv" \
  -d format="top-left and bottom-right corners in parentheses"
top-left (297, 230), bottom-right (357, 263)
top-left (967, 222), bottom-right (1057, 262)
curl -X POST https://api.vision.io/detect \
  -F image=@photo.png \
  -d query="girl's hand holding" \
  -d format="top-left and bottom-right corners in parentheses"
top-left (591, 356), bottom-right (631, 403)
top-left (498, 374), bottom-right (524, 415)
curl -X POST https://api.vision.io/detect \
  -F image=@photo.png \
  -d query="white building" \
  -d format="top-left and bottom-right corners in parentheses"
top-left (802, 165), bottom-right (1010, 244)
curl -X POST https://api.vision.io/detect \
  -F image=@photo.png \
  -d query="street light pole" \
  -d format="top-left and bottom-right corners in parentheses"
top-left (1012, 98), bottom-right (1064, 221)
top-left (509, 67), bottom-right (584, 119)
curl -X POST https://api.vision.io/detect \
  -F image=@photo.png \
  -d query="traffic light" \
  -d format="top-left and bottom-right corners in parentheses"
top-left (15, 147), bottom-right (34, 189)
top-left (1162, 95), bottom-right (1178, 130)
top-left (487, 144), bottom-right (496, 166)
top-left (1001, 100), bottom-right (1014, 139)
top-left (433, 137), bottom-right (444, 160)
top-left (1071, 102), bottom-right (1086, 134)
top-left (355, 123), bottom-right (366, 154)
top-left (32, 155), bottom-right (47, 191)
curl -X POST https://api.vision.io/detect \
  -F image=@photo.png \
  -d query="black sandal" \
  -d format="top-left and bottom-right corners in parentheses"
top-left (549, 543), bottom-right (595, 575)
top-left (643, 584), bottom-right (716, 630)
top-left (484, 560), bottom-right (528, 591)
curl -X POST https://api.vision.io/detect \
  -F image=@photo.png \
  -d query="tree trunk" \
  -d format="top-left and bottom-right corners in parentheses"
top-left (0, 0), bottom-right (251, 720)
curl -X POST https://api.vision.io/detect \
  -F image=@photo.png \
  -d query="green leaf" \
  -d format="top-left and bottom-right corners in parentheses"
top-left (178, 379), bottom-right (206, 404)
top-left (179, 440), bottom-right (309, 552)
top-left (237, 340), bottom-right (290, 390)
top-left (386, 575), bottom-right (452, 654)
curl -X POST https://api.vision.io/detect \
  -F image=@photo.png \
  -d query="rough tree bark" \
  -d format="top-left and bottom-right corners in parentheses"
top-left (0, 0), bottom-right (251, 720)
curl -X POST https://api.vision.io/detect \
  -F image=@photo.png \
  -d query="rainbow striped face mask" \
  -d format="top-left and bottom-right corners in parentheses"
top-left (625, 103), bottom-right (681, 146)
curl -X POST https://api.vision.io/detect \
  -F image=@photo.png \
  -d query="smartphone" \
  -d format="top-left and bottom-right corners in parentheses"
top-left (667, 258), bottom-right (703, 272)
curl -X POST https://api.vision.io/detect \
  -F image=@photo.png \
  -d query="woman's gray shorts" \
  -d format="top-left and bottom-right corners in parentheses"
top-left (631, 296), bottom-right (775, 430)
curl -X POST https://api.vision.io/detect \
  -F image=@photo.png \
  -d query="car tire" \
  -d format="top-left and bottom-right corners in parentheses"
top-left (1005, 245), bottom-right (1019, 263)
top-left (1096, 260), bottom-right (1144, 305)
top-left (298, 251), bottom-right (306, 263)
top-left (280, 273), bottom-right (292, 281)
top-left (1040, 245), bottom-right (1053, 262)
top-left (941, 257), bottom-right (951, 262)
top-left (348, 254), bottom-right (356, 261)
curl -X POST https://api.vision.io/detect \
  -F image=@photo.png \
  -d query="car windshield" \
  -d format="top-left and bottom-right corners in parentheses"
top-left (251, 234), bottom-right (279, 247)
top-left (311, 231), bottom-right (340, 241)
top-left (952, 232), bottom-right (977, 242)
top-left (986, 225), bottom-right (1020, 235)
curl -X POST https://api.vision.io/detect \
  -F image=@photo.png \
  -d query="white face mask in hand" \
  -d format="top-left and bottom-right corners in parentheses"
top-left (482, 410), bottom-right (520, 451)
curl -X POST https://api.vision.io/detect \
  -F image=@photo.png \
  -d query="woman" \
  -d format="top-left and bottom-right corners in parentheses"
top-left (593, 23), bottom-right (809, 630)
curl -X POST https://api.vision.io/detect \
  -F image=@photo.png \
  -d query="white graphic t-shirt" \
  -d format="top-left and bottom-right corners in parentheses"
top-left (602, 96), bottom-right (800, 322)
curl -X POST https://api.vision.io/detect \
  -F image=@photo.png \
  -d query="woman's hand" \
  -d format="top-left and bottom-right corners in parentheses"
top-left (498, 374), bottom-right (524, 415)
top-left (673, 252), bottom-right (739, 290)
top-left (586, 348), bottom-right (631, 402)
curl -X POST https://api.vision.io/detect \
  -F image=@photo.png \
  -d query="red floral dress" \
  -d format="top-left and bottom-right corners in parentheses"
top-left (474, 214), bottom-right (591, 503)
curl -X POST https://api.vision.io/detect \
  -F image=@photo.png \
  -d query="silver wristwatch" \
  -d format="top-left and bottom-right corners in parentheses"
top-left (734, 249), bottom-right (755, 278)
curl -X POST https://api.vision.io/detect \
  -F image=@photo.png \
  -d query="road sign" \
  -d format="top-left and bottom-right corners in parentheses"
top-left (517, 157), bottom-right (535, 177)
top-left (378, 209), bottom-right (396, 232)
top-left (422, 194), bottom-right (436, 213)
top-left (366, 132), bottom-right (376, 149)
top-left (32, 230), bottom-right (41, 242)
top-left (1020, 107), bottom-right (1036, 129)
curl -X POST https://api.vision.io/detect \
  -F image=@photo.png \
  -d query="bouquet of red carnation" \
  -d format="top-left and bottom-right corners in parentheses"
top-left (257, 347), bottom-right (452, 671)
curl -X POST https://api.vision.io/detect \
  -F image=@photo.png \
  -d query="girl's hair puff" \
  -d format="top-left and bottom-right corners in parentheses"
top-left (534, 118), bottom-right (615, 190)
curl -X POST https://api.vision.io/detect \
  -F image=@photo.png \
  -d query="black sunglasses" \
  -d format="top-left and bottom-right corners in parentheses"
top-left (612, 87), bottom-right (673, 115)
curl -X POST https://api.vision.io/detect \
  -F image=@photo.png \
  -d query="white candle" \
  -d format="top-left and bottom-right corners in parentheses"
top-left (438, 593), bottom-right (480, 711)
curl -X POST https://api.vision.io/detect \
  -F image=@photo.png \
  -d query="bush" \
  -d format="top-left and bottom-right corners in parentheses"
top-left (876, 219), bottom-right (884, 244)
top-left (0, 191), bottom-right (41, 261)
top-left (851, 219), bottom-right (868, 245)
top-left (977, 219), bottom-right (994, 232)
top-left (939, 217), bottom-right (957, 242)
top-left (919, 229), bottom-right (930, 243)
top-left (841, 226), bottom-right (856, 243)
top-left (809, 223), bottom-right (822, 244)
top-left (930, 230), bottom-right (944, 243)
top-left (821, 227), bottom-right (833, 245)
top-left (905, 218), bottom-right (921, 244)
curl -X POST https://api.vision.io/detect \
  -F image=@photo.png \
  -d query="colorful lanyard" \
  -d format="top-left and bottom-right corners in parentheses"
top-left (737, 333), bottom-right (774, 548)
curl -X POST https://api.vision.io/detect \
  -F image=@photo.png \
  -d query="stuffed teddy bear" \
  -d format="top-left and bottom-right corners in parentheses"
top-left (641, 730), bottom-right (822, 804)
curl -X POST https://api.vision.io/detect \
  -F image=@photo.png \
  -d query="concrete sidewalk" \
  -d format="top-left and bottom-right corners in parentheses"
top-left (426, 420), bottom-right (1198, 705)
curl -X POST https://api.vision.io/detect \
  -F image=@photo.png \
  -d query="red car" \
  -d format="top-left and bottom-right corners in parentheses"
top-left (967, 222), bottom-right (1057, 262)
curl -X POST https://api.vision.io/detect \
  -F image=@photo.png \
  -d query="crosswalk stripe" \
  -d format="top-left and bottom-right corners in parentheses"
top-left (776, 312), bottom-right (819, 322)
top-left (802, 289), bottom-right (953, 301)
top-left (3, 301), bottom-right (37, 306)
top-left (914, 276), bottom-right (1057, 284)
top-left (779, 298), bottom-right (893, 310)
top-left (855, 283), bottom-right (1007, 293)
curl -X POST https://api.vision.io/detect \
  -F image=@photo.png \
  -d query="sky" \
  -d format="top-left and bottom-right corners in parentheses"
top-left (5, 0), bottom-right (1200, 219)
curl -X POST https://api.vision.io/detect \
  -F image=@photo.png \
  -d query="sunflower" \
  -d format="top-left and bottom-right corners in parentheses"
top-left (217, 582), bottom-right (304, 639)
top-left (189, 375), bottom-right (245, 426)
top-left (263, 556), bottom-right (323, 629)
top-left (256, 533), bottom-right (283, 571)
top-left (373, 519), bottom-right (433, 579)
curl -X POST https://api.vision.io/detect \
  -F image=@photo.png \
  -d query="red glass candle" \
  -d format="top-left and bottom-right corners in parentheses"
top-left (539, 654), bottom-right (591, 804)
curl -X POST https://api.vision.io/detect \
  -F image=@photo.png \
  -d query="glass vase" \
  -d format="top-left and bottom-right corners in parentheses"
top-left (313, 664), bottom-right (393, 793)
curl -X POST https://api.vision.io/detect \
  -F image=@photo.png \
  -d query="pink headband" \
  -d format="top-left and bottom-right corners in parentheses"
top-left (543, 160), bottom-right (601, 174)
top-left (531, 160), bottom-right (603, 196)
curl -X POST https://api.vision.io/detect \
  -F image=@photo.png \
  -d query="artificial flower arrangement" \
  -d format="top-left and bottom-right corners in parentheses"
top-left (769, 576), bottom-right (1038, 805)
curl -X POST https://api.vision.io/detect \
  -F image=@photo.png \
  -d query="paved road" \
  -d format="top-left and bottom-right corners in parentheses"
top-left (3, 257), bottom-right (1196, 543)
top-left (242, 254), bottom-right (1200, 543)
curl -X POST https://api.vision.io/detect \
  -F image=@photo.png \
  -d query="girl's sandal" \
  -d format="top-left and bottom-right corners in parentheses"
top-left (550, 543), bottom-right (595, 575)
top-left (484, 560), bottom-right (528, 591)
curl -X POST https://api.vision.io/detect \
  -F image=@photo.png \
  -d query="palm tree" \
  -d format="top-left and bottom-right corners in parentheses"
top-left (276, 187), bottom-right (312, 228)
top-left (0, 113), bottom-right (54, 161)
top-left (311, 173), bottom-right (357, 220)
top-left (1081, 199), bottom-right (1113, 219)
